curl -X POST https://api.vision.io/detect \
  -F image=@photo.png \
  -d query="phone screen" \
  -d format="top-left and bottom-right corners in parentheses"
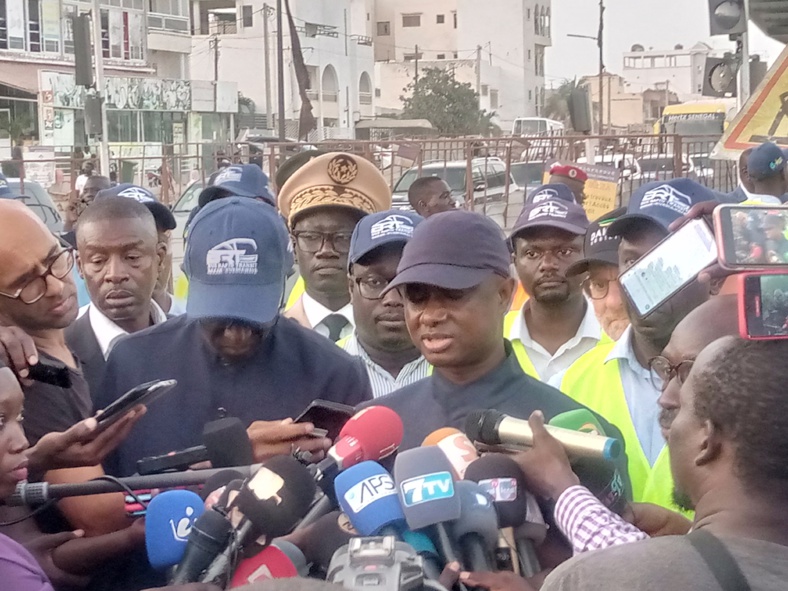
top-left (743, 274), bottom-right (788, 339)
top-left (620, 219), bottom-right (717, 317)
top-left (719, 206), bottom-right (788, 267)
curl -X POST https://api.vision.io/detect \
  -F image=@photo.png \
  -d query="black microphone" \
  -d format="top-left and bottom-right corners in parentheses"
top-left (169, 509), bottom-right (233, 585)
top-left (200, 470), bottom-right (245, 503)
top-left (453, 481), bottom-right (498, 573)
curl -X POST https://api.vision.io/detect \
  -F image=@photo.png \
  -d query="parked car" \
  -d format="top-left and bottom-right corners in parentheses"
top-left (7, 178), bottom-right (63, 234)
top-left (638, 154), bottom-right (696, 182)
top-left (510, 161), bottom-right (547, 196)
top-left (170, 180), bottom-right (204, 284)
top-left (391, 158), bottom-right (524, 210)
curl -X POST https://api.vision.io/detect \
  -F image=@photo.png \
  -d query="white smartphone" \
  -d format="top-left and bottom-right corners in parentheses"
top-left (619, 218), bottom-right (717, 318)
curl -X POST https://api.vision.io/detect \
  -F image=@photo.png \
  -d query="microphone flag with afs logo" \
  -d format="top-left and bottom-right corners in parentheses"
top-left (334, 461), bottom-right (404, 536)
top-left (145, 489), bottom-right (205, 570)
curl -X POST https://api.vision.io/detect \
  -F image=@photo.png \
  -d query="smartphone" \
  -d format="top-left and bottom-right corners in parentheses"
top-left (95, 379), bottom-right (177, 431)
top-left (619, 218), bottom-right (717, 318)
top-left (28, 358), bottom-right (72, 388)
top-left (136, 446), bottom-right (210, 475)
top-left (714, 204), bottom-right (788, 270)
top-left (738, 272), bottom-right (788, 340)
top-left (294, 400), bottom-right (355, 441)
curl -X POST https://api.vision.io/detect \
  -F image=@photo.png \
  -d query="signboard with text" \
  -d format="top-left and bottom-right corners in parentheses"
top-left (543, 159), bottom-right (621, 221)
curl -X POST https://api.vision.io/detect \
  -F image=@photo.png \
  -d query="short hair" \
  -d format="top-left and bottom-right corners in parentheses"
top-left (407, 176), bottom-right (445, 208)
top-left (76, 196), bottom-right (156, 240)
top-left (691, 337), bottom-right (788, 488)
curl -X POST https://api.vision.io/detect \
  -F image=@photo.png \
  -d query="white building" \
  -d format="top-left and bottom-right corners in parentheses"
top-left (371, 0), bottom-right (551, 128)
top-left (190, 0), bottom-right (375, 139)
top-left (621, 42), bottom-right (720, 101)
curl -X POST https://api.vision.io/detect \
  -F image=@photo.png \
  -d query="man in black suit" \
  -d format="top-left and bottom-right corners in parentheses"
top-left (65, 197), bottom-right (167, 395)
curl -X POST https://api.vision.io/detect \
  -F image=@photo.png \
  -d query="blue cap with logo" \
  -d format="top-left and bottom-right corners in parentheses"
top-left (183, 197), bottom-right (290, 325)
top-left (510, 198), bottom-right (590, 239)
top-left (199, 164), bottom-right (275, 207)
top-left (748, 142), bottom-right (786, 181)
top-left (567, 207), bottom-right (626, 277)
top-left (607, 178), bottom-right (718, 238)
top-left (526, 183), bottom-right (578, 205)
top-left (349, 210), bottom-right (423, 268)
top-left (96, 183), bottom-right (177, 231)
top-left (0, 173), bottom-right (13, 198)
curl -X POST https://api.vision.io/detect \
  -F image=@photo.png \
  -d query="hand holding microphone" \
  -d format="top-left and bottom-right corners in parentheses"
top-left (246, 418), bottom-right (332, 463)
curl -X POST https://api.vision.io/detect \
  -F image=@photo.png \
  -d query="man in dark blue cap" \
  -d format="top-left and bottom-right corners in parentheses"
top-left (340, 210), bottom-right (430, 398)
top-left (359, 209), bottom-right (622, 452)
top-left (97, 197), bottom-right (372, 476)
top-left (525, 183), bottom-right (579, 205)
top-left (747, 142), bottom-right (787, 203)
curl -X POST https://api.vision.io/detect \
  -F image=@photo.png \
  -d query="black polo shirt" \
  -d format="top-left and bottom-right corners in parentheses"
top-left (97, 315), bottom-right (373, 476)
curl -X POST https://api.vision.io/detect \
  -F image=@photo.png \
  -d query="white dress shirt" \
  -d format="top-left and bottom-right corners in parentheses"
top-left (508, 301), bottom-right (602, 382)
top-left (88, 300), bottom-right (167, 359)
top-left (301, 292), bottom-right (355, 340)
top-left (341, 333), bottom-right (431, 398)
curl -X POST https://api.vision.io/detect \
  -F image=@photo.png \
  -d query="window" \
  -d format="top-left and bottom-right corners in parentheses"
top-left (527, 49), bottom-right (531, 61)
top-left (376, 21), bottom-right (390, 36)
top-left (528, 90), bottom-right (532, 101)
top-left (453, 52), bottom-right (458, 58)
top-left (27, 0), bottom-right (40, 52)
top-left (403, 53), bottom-right (418, 62)
top-left (242, 5), bottom-right (252, 27)
top-left (0, 0), bottom-right (7, 49)
top-left (402, 14), bottom-right (420, 27)
top-left (527, 8), bottom-right (530, 19)
top-left (375, 88), bottom-right (380, 98)
top-left (436, 14), bottom-right (444, 23)
top-left (100, 9), bottom-right (109, 58)
top-left (62, 4), bottom-right (75, 54)
top-left (453, 12), bottom-right (457, 28)
top-left (481, 84), bottom-right (488, 96)
top-left (490, 89), bottom-right (499, 109)
top-left (437, 53), bottom-right (445, 59)
top-left (108, 110), bottom-right (138, 142)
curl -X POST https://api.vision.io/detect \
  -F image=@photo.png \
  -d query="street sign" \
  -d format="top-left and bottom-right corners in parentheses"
top-left (713, 45), bottom-right (788, 159)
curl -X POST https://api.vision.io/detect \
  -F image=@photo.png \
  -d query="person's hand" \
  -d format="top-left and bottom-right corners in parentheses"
top-left (668, 201), bottom-right (731, 287)
top-left (23, 530), bottom-right (91, 589)
top-left (246, 418), bottom-right (332, 463)
top-left (512, 411), bottom-right (579, 501)
top-left (28, 406), bottom-right (147, 472)
top-left (0, 326), bottom-right (39, 385)
top-left (459, 571), bottom-right (537, 591)
top-left (622, 502), bottom-right (692, 537)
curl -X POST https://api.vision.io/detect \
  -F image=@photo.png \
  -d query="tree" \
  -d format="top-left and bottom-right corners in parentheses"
top-left (400, 67), bottom-right (497, 136)
top-left (543, 79), bottom-right (577, 125)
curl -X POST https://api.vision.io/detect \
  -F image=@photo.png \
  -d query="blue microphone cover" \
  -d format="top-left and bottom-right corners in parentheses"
top-left (453, 480), bottom-right (500, 548)
top-left (334, 461), bottom-right (404, 535)
top-left (401, 530), bottom-right (439, 557)
top-left (394, 446), bottom-right (460, 531)
top-left (145, 489), bottom-right (205, 570)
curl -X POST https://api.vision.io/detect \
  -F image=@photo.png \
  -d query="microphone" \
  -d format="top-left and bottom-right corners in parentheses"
top-left (145, 490), bottom-right (205, 571)
top-left (422, 428), bottom-right (479, 479)
top-left (228, 543), bottom-right (303, 587)
top-left (334, 461), bottom-right (403, 537)
top-left (548, 408), bottom-right (606, 435)
top-left (201, 470), bottom-right (245, 509)
top-left (465, 453), bottom-right (544, 577)
top-left (401, 530), bottom-right (442, 582)
top-left (453, 481), bottom-right (498, 573)
top-left (169, 509), bottom-right (233, 584)
top-left (291, 511), bottom-right (357, 573)
top-left (465, 409), bottom-right (621, 461)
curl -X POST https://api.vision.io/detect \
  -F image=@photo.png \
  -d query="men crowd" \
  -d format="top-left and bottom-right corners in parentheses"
top-left (0, 142), bottom-right (787, 591)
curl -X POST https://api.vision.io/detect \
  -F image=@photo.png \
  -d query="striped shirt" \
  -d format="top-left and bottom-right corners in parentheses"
top-left (554, 485), bottom-right (649, 555)
top-left (340, 333), bottom-right (431, 398)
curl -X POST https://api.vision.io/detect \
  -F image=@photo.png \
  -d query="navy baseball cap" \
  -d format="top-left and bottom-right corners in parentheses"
top-left (510, 199), bottom-right (590, 239)
top-left (183, 197), bottom-right (290, 325)
top-left (526, 183), bottom-right (578, 205)
top-left (0, 173), bottom-right (13, 198)
top-left (748, 142), bottom-right (785, 181)
top-left (349, 210), bottom-right (423, 268)
top-left (199, 164), bottom-right (275, 207)
top-left (567, 207), bottom-right (626, 277)
top-left (96, 183), bottom-right (177, 232)
top-left (608, 178), bottom-right (718, 238)
top-left (384, 210), bottom-right (510, 293)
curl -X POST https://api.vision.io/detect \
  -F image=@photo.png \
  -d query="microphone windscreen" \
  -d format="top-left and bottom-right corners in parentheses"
top-left (203, 417), bottom-right (254, 468)
top-left (271, 540), bottom-right (308, 576)
top-left (334, 461), bottom-right (403, 536)
top-left (401, 530), bottom-right (439, 558)
top-left (229, 545), bottom-right (298, 587)
top-left (339, 406), bottom-right (404, 461)
top-left (234, 455), bottom-right (317, 537)
top-left (571, 456), bottom-right (629, 514)
top-left (453, 481), bottom-right (499, 548)
top-left (547, 409), bottom-right (607, 436)
top-left (465, 454), bottom-right (530, 528)
top-left (145, 490), bottom-right (205, 570)
top-left (297, 511), bottom-right (357, 568)
top-left (464, 409), bottom-right (504, 444)
top-left (200, 469), bottom-right (245, 501)
top-left (393, 446), bottom-right (460, 531)
top-left (422, 428), bottom-right (479, 479)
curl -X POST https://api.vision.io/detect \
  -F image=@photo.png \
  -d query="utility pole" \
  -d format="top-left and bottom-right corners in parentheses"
top-left (597, 0), bottom-right (605, 135)
top-left (738, 0), bottom-right (751, 107)
top-left (90, 0), bottom-right (109, 176)
top-left (211, 34), bottom-right (219, 110)
top-left (414, 44), bottom-right (419, 90)
top-left (263, 4), bottom-right (273, 131)
top-left (276, 0), bottom-right (286, 140)
top-left (476, 44), bottom-right (482, 108)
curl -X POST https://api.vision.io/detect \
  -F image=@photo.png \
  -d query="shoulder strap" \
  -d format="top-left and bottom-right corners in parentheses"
top-left (687, 530), bottom-right (751, 591)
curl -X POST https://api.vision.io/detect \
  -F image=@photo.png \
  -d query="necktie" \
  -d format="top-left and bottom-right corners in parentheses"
top-left (323, 314), bottom-right (349, 342)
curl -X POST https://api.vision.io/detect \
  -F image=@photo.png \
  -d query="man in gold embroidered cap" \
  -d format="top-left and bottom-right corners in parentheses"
top-left (278, 152), bottom-right (391, 341)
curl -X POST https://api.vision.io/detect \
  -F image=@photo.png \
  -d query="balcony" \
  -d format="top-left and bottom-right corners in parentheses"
top-left (322, 91), bottom-right (339, 102)
top-left (147, 13), bottom-right (189, 34)
top-left (359, 92), bottom-right (372, 105)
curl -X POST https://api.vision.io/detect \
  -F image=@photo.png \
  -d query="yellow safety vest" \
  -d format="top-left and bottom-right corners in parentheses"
top-left (286, 276), bottom-right (306, 310)
top-left (559, 344), bottom-right (673, 508)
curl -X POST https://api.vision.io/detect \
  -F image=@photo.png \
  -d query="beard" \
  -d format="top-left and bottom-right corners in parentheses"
top-left (672, 488), bottom-right (695, 512)
top-left (533, 282), bottom-right (571, 304)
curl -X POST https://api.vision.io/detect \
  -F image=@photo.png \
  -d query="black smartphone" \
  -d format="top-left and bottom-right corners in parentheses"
top-left (294, 400), bottom-right (355, 441)
top-left (738, 272), bottom-right (788, 340)
top-left (95, 379), bottom-right (177, 432)
top-left (27, 358), bottom-right (72, 388)
top-left (715, 204), bottom-right (788, 269)
top-left (137, 445), bottom-right (210, 475)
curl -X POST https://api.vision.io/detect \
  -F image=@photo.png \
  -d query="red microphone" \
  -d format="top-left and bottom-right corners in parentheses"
top-left (229, 543), bottom-right (301, 587)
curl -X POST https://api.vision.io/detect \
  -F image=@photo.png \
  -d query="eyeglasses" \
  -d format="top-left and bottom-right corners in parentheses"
top-left (0, 249), bottom-right (75, 305)
top-left (353, 276), bottom-right (393, 300)
top-left (583, 277), bottom-right (617, 300)
top-left (648, 356), bottom-right (694, 392)
top-left (292, 231), bottom-right (353, 254)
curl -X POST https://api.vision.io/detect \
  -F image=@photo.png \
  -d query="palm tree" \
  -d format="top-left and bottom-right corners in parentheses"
top-left (543, 79), bottom-right (577, 125)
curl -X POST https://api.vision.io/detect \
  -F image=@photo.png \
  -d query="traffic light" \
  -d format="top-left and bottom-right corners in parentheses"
top-left (708, 0), bottom-right (747, 36)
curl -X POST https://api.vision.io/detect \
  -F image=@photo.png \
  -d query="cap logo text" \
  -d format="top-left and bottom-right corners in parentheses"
top-left (215, 166), bottom-right (243, 185)
top-left (118, 186), bottom-right (155, 203)
top-left (528, 200), bottom-right (569, 220)
top-left (640, 185), bottom-right (692, 215)
top-left (370, 214), bottom-right (415, 239)
top-left (206, 238), bottom-right (259, 275)
top-left (530, 188), bottom-right (559, 204)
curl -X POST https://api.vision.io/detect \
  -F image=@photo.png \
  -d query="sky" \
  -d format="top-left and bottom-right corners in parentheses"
top-left (545, 0), bottom-right (786, 87)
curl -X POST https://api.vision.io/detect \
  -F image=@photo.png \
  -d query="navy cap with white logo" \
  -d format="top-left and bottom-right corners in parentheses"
top-left (567, 207), bottom-right (626, 277)
top-left (95, 183), bottom-right (177, 232)
top-left (348, 210), bottom-right (423, 268)
top-left (183, 197), bottom-right (290, 325)
top-left (607, 178), bottom-right (718, 238)
top-left (510, 198), bottom-right (590, 239)
top-left (199, 164), bottom-right (275, 207)
top-left (526, 183), bottom-right (578, 205)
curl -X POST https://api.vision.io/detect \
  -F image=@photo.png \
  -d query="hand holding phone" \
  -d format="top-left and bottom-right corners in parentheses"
top-left (715, 204), bottom-right (788, 270)
top-left (95, 379), bottom-right (177, 432)
top-left (738, 272), bottom-right (788, 340)
top-left (293, 400), bottom-right (355, 442)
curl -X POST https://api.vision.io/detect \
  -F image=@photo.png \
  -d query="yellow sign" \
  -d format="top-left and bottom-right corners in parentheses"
top-left (715, 44), bottom-right (788, 158)
top-left (543, 160), bottom-right (620, 222)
